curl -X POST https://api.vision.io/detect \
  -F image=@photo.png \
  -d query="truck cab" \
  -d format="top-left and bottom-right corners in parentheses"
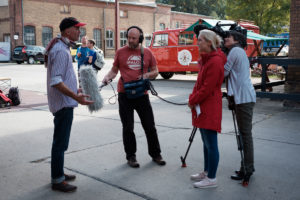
top-left (149, 28), bottom-right (199, 79)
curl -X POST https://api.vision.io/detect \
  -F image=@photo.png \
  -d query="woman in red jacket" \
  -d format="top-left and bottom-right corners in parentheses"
top-left (189, 29), bottom-right (227, 188)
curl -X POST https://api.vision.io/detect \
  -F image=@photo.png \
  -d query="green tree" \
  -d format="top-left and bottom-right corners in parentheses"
top-left (225, 0), bottom-right (290, 34)
top-left (156, 0), bottom-right (225, 19)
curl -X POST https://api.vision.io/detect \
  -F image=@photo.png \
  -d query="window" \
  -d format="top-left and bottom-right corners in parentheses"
top-left (176, 22), bottom-right (180, 28)
top-left (35, 46), bottom-right (45, 52)
top-left (93, 29), bottom-right (102, 48)
top-left (3, 34), bottom-right (10, 42)
top-left (120, 31), bottom-right (127, 47)
top-left (79, 27), bottom-right (86, 42)
top-left (42, 27), bottom-right (53, 47)
top-left (153, 34), bottom-right (168, 47)
top-left (26, 46), bottom-right (34, 51)
top-left (159, 23), bottom-right (165, 30)
top-left (106, 30), bottom-right (114, 48)
top-left (120, 10), bottom-right (128, 18)
top-left (60, 4), bottom-right (71, 14)
top-left (24, 26), bottom-right (36, 45)
top-left (145, 36), bottom-right (152, 47)
top-left (178, 33), bottom-right (194, 45)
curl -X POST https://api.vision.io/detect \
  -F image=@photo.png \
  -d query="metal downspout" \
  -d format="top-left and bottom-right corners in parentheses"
top-left (153, 6), bottom-right (158, 33)
top-left (21, 0), bottom-right (24, 45)
top-left (103, 2), bottom-right (108, 57)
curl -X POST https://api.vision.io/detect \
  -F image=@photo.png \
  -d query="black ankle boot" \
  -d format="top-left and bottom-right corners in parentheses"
top-left (231, 170), bottom-right (244, 180)
top-left (243, 172), bottom-right (252, 182)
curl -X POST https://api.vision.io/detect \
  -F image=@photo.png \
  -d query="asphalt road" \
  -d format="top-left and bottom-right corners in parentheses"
top-left (0, 60), bottom-right (300, 200)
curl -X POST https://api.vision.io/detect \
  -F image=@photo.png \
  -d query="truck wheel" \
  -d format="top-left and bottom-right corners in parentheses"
top-left (160, 72), bottom-right (174, 79)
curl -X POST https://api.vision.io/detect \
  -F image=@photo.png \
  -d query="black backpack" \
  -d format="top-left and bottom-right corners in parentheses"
top-left (8, 87), bottom-right (21, 106)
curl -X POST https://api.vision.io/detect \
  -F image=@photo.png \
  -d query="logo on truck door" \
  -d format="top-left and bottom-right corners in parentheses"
top-left (178, 50), bottom-right (192, 66)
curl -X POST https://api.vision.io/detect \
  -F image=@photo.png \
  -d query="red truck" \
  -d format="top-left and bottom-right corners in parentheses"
top-left (148, 19), bottom-right (261, 79)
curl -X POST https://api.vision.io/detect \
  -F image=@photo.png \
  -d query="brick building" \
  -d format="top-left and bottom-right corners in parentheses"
top-left (0, 1), bottom-right (10, 43)
top-left (285, 0), bottom-right (300, 95)
top-left (0, 0), bottom-right (213, 57)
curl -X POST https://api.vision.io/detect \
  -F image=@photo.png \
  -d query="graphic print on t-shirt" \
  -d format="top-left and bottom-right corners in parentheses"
top-left (127, 55), bottom-right (141, 70)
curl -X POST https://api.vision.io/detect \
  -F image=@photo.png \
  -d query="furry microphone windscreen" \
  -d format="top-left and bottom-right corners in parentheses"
top-left (79, 65), bottom-right (103, 113)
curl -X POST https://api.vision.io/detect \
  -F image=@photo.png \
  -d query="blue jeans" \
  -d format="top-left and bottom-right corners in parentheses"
top-left (200, 128), bottom-right (219, 179)
top-left (51, 107), bottom-right (74, 183)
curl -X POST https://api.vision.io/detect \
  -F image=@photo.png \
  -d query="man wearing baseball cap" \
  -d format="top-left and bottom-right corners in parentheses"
top-left (46, 17), bottom-right (93, 193)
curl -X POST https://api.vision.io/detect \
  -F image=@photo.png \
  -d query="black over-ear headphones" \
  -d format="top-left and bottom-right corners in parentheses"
top-left (126, 26), bottom-right (144, 43)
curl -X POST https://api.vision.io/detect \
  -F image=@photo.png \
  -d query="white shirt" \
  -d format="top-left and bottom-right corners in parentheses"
top-left (224, 47), bottom-right (256, 104)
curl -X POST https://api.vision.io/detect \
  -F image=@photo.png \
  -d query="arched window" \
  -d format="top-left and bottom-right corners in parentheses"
top-left (42, 27), bottom-right (53, 47)
top-left (24, 26), bottom-right (36, 45)
top-left (93, 29), bottom-right (102, 48)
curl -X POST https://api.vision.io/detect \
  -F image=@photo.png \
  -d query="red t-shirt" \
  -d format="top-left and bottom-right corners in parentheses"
top-left (113, 46), bottom-right (157, 93)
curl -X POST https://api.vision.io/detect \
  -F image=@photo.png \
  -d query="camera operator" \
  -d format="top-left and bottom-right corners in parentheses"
top-left (224, 30), bottom-right (256, 183)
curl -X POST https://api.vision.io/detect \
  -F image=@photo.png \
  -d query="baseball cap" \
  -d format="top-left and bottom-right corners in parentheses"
top-left (59, 17), bottom-right (86, 32)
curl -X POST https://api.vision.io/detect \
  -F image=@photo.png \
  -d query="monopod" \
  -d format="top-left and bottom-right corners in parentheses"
top-left (180, 126), bottom-right (197, 167)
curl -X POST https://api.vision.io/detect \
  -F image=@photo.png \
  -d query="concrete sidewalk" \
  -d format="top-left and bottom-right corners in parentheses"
top-left (0, 87), bottom-right (300, 200)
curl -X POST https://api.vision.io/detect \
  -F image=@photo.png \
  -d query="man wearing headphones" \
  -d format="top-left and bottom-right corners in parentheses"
top-left (102, 26), bottom-right (166, 168)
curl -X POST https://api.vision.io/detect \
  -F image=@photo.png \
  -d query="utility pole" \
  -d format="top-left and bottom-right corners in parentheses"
top-left (115, 0), bottom-right (120, 51)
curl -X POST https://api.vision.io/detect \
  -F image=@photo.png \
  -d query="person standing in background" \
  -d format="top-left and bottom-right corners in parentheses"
top-left (76, 36), bottom-right (89, 87)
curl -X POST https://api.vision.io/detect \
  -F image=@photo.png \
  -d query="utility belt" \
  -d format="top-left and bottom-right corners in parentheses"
top-left (123, 78), bottom-right (150, 99)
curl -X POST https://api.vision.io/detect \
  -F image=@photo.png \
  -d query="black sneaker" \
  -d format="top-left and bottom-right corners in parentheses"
top-left (52, 181), bottom-right (77, 193)
top-left (152, 156), bottom-right (166, 166)
top-left (127, 157), bottom-right (140, 168)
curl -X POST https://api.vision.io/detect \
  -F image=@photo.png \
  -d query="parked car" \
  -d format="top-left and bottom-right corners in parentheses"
top-left (12, 45), bottom-right (45, 64)
top-left (70, 43), bottom-right (81, 62)
top-left (70, 43), bottom-right (104, 62)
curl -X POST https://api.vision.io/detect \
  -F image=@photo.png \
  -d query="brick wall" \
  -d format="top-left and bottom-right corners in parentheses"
top-left (9, 0), bottom-right (23, 50)
top-left (285, 0), bottom-right (300, 94)
top-left (0, 6), bottom-right (10, 42)
top-left (171, 12), bottom-right (213, 29)
top-left (20, 0), bottom-right (158, 57)
top-left (4, 0), bottom-right (214, 57)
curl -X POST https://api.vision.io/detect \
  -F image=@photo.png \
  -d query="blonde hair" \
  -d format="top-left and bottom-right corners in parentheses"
top-left (199, 29), bottom-right (222, 51)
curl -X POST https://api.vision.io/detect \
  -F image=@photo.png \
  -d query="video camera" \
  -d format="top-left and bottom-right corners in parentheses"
top-left (193, 21), bottom-right (248, 53)
top-left (193, 21), bottom-right (247, 40)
